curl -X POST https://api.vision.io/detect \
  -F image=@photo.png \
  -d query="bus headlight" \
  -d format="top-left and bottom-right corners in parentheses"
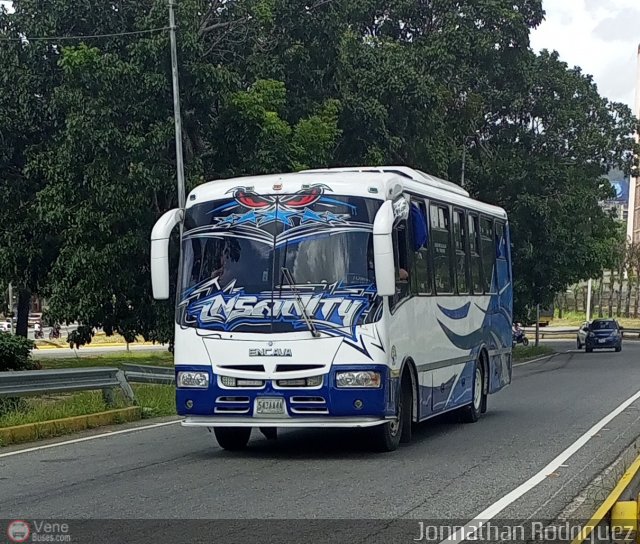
top-left (336, 371), bottom-right (381, 388)
top-left (177, 371), bottom-right (209, 388)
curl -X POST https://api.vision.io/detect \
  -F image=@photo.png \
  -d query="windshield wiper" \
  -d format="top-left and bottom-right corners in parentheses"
top-left (281, 267), bottom-right (320, 338)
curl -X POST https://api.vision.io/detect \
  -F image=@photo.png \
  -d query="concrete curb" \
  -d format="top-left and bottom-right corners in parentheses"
top-left (0, 407), bottom-right (142, 446)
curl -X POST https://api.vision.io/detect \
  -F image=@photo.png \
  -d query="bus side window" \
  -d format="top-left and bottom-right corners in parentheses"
top-left (480, 217), bottom-right (496, 294)
top-left (430, 203), bottom-right (453, 294)
top-left (468, 214), bottom-right (483, 294)
top-left (411, 200), bottom-right (431, 295)
top-left (392, 219), bottom-right (411, 307)
top-left (496, 222), bottom-right (507, 261)
top-left (453, 209), bottom-right (469, 295)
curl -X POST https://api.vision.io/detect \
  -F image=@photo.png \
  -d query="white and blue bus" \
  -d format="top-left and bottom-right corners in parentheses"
top-left (151, 166), bottom-right (512, 452)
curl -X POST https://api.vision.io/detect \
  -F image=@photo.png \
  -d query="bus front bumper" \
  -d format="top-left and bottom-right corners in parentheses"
top-left (182, 416), bottom-right (391, 428)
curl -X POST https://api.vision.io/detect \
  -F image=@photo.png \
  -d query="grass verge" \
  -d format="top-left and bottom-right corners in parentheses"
top-left (36, 351), bottom-right (173, 369)
top-left (513, 344), bottom-right (555, 362)
top-left (0, 352), bottom-right (176, 441)
top-left (546, 311), bottom-right (640, 328)
top-left (0, 384), bottom-right (175, 430)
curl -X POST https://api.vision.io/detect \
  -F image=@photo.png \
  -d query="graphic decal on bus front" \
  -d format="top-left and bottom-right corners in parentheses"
top-left (210, 184), bottom-right (355, 229)
top-left (181, 277), bottom-right (379, 341)
top-left (180, 185), bottom-right (376, 250)
top-left (180, 189), bottom-right (382, 357)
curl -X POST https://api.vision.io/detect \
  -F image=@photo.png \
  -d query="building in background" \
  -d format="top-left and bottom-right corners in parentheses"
top-left (626, 44), bottom-right (640, 243)
top-left (602, 172), bottom-right (630, 223)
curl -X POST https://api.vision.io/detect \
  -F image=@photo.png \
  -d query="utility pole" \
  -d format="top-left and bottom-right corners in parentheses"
top-left (168, 0), bottom-right (186, 210)
top-left (7, 283), bottom-right (13, 335)
top-left (461, 143), bottom-right (466, 187)
top-left (535, 304), bottom-right (540, 347)
top-left (586, 278), bottom-right (593, 322)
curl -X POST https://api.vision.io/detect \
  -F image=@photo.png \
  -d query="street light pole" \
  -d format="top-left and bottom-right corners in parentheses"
top-left (461, 143), bottom-right (466, 187)
top-left (168, 0), bottom-right (186, 210)
top-left (7, 283), bottom-right (13, 335)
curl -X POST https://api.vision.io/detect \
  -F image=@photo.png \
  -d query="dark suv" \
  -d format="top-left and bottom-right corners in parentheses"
top-left (577, 319), bottom-right (623, 353)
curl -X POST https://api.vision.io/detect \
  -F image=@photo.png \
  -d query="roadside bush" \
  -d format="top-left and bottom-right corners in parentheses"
top-left (0, 333), bottom-right (38, 417)
top-left (0, 332), bottom-right (37, 371)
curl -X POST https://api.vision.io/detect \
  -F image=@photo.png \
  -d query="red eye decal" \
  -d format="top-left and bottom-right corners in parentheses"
top-left (233, 189), bottom-right (274, 209)
top-left (279, 185), bottom-right (331, 208)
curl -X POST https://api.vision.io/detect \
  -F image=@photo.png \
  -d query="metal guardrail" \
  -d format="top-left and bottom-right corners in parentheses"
top-left (121, 363), bottom-right (175, 385)
top-left (522, 327), bottom-right (640, 339)
top-left (0, 364), bottom-right (175, 407)
top-left (0, 367), bottom-right (136, 405)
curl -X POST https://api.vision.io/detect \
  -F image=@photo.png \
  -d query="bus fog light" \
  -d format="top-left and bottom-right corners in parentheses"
top-left (336, 371), bottom-right (381, 388)
top-left (306, 375), bottom-right (323, 386)
top-left (220, 376), bottom-right (237, 387)
top-left (354, 399), bottom-right (363, 409)
top-left (177, 371), bottom-right (209, 388)
top-left (185, 400), bottom-right (193, 409)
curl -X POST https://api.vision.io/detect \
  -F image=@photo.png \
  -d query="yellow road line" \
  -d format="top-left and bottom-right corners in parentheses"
top-left (570, 452), bottom-right (640, 544)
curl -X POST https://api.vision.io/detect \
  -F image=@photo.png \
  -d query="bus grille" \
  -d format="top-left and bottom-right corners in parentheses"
top-left (289, 396), bottom-right (328, 415)
top-left (214, 396), bottom-right (250, 414)
top-left (275, 364), bottom-right (324, 373)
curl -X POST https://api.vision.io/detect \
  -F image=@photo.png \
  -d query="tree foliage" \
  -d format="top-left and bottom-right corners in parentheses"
top-left (0, 0), bottom-right (638, 337)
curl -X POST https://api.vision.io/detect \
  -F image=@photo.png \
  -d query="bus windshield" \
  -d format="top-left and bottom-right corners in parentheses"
top-left (178, 189), bottom-right (382, 334)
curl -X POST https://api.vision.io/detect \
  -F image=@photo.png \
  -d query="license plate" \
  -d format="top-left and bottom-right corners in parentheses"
top-left (255, 397), bottom-right (286, 417)
top-left (598, 339), bottom-right (606, 343)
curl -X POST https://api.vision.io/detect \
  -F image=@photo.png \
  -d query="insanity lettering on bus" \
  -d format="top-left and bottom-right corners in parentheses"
top-left (182, 278), bottom-right (375, 334)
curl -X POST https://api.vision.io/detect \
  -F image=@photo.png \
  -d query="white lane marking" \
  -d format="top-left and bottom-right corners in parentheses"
top-left (438, 388), bottom-right (640, 544)
top-left (0, 420), bottom-right (181, 459)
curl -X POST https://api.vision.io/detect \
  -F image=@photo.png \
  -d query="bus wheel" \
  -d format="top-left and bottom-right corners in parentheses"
top-left (369, 377), bottom-right (406, 452)
top-left (461, 359), bottom-right (485, 424)
top-left (399, 370), bottom-right (413, 444)
top-left (213, 427), bottom-right (252, 451)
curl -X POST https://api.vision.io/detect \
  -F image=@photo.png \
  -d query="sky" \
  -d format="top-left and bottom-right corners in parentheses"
top-left (530, 0), bottom-right (639, 111)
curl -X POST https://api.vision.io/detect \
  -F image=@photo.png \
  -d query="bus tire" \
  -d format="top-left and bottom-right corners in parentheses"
top-left (399, 369), bottom-right (413, 444)
top-left (369, 381), bottom-right (405, 452)
top-left (461, 358), bottom-right (485, 424)
top-left (213, 427), bottom-right (252, 451)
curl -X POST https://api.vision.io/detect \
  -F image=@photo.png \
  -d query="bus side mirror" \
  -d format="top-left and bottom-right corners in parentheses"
top-left (151, 208), bottom-right (183, 300)
top-left (373, 200), bottom-right (396, 297)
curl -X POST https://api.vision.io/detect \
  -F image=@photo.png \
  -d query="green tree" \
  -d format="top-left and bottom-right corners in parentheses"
top-left (1, 0), bottom-right (638, 338)
top-left (465, 51), bottom-right (640, 317)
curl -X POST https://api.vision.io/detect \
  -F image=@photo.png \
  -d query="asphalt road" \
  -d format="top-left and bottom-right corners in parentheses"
top-left (3, 340), bottom-right (640, 542)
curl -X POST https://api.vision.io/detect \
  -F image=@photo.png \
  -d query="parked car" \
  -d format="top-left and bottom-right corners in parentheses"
top-left (577, 319), bottom-right (623, 353)
top-left (0, 320), bottom-right (11, 332)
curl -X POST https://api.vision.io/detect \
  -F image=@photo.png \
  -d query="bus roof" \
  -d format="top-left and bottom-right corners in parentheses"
top-left (187, 167), bottom-right (507, 219)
